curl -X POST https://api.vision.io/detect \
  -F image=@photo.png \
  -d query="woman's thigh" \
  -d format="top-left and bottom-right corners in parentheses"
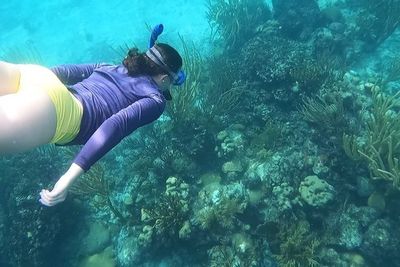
top-left (0, 89), bottom-right (56, 153)
top-left (0, 61), bottom-right (20, 96)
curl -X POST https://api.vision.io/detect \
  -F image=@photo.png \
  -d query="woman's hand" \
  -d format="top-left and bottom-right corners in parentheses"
top-left (39, 177), bottom-right (70, 206)
top-left (39, 163), bottom-right (84, 207)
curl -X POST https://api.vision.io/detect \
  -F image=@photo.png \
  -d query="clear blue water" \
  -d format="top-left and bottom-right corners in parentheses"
top-left (0, 0), bottom-right (210, 65)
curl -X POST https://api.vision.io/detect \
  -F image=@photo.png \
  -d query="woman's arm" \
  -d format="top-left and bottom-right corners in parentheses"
top-left (39, 95), bottom-right (165, 206)
top-left (39, 163), bottom-right (84, 206)
top-left (51, 63), bottom-right (109, 85)
top-left (73, 95), bottom-right (165, 171)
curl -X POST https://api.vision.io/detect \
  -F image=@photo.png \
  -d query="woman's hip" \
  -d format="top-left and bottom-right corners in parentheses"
top-left (17, 64), bottom-right (83, 144)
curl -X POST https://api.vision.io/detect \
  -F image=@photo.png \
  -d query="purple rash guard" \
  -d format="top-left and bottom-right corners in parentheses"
top-left (51, 64), bottom-right (166, 171)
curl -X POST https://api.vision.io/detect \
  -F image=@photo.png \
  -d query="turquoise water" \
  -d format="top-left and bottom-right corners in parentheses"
top-left (1, 0), bottom-right (400, 266)
top-left (0, 0), bottom-right (210, 65)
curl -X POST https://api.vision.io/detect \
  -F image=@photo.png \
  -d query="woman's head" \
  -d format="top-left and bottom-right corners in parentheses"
top-left (123, 43), bottom-right (183, 100)
top-left (123, 43), bottom-right (182, 80)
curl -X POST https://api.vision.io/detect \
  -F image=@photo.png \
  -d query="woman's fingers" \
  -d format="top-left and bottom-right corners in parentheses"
top-left (39, 190), bottom-right (55, 206)
top-left (39, 189), bottom-right (66, 206)
top-left (43, 189), bottom-right (66, 201)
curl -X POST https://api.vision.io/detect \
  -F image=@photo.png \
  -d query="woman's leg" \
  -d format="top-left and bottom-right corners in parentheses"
top-left (0, 61), bottom-right (21, 96)
top-left (0, 89), bottom-right (56, 153)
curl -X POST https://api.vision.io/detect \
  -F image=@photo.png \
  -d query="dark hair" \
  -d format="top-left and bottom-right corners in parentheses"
top-left (122, 43), bottom-right (183, 77)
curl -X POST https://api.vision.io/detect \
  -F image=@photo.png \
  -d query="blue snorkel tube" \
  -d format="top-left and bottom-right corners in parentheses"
top-left (148, 24), bottom-right (186, 86)
top-left (149, 24), bottom-right (164, 48)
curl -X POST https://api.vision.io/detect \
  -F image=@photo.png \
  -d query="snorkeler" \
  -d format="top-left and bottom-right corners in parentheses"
top-left (0, 24), bottom-right (186, 206)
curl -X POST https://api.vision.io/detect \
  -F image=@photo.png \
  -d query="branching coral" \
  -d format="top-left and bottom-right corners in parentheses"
top-left (250, 119), bottom-right (284, 151)
top-left (240, 34), bottom-right (310, 87)
top-left (342, 133), bottom-right (363, 161)
top-left (289, 58), bottom-right (337, 92)
top-left (140, 177), bottom-right (190, 243)
top-left (383, 54), bottom-right (400, 84)
top-left (69, 163), bottom-right (126, 223)
top-left (207, 55), bottom-right (238, 93)
top-left (166, 36), bottom-right (202, 125)
top-left (300, 93), bottom-right (345, 134)
top-left (199, 197), bottom-right (243, 231)
top-left (141, 194), bottom-right (188, 235)
top-left (158, 37), bottom-right (216, 162)
top-left (208, 237), bottom-right (261, 267)
top-left (273, 220), bottom-right (321, 267)
top-left (354, 0), bottom-right (400, 50)
top-left (207, 83), bottom-right (245, 119)
top-left (208, 246), bottom-right (235, 267)
top-left (272, 0), bottom-right (321, 40)
top-left (206, 0), bottom-right (271, 50)
top-left (202, 55), bottom-right (245, 120)
top-left (343, 85), bottom-right (400, 189)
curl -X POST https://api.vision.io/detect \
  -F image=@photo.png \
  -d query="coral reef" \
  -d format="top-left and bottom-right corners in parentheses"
top-left (139, 177), bottom-right (191, 246)
top-left (0, 149), bottom-right (80, 267)
top-left (194, 182), bottom-right (248, 232)
top-left (272, 220), bottom-right (322, 267)
top-left (206, 0), bottom-right (271, 50)
top-left (344, 85), bottom-right (400, 189)
top-left (272, 0), bottom-right (323, 40)
top-left (3, 1), bottom-right (400, 266)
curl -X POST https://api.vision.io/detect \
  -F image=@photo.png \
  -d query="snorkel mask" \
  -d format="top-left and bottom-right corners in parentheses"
top-left (146, 24), bottom-right (186, 86)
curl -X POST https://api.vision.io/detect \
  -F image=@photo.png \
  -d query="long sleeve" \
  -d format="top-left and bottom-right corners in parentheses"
top-left (73, 95), bottom-right (165, 171)
top-left (50, 63), bottom-right (109, 85)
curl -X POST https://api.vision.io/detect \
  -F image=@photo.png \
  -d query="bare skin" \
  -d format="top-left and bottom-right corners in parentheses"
top-left (0, 62), bottom-right (56, 154)
top-left (0, 61), bottom-right (20, 95)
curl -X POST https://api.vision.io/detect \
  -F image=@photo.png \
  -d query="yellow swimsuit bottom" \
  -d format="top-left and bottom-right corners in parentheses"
top-left (17, 64), bottom-right (83, 144)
